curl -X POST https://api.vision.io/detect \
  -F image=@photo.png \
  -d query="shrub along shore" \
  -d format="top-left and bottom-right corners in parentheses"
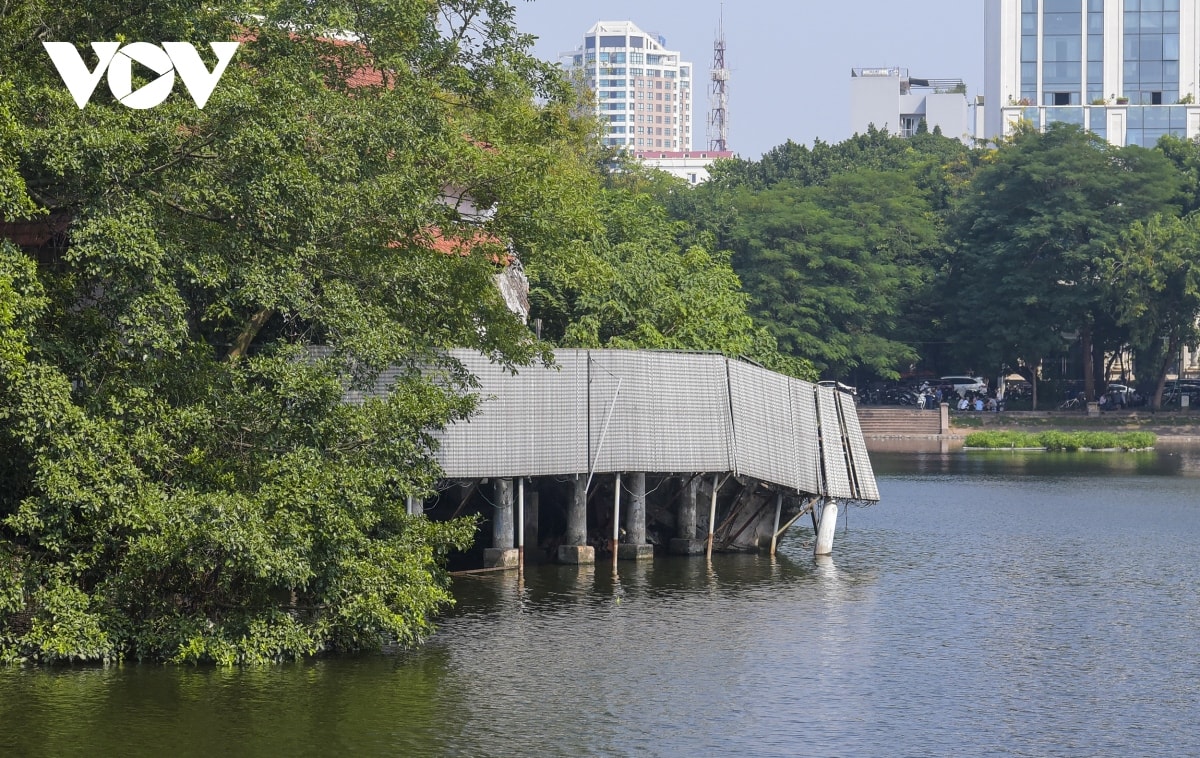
top-left (963, 430), bottom-right (1157, 451)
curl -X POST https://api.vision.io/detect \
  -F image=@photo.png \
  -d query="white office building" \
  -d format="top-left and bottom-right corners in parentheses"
top-left (985, 0), bottom-right (1200, 145)
top-left (850, 67), bottom-right (974, 144)
top-left (568, 21), bottom-right (694, 151)
top-left (632, 149), bottom-right (735, 184)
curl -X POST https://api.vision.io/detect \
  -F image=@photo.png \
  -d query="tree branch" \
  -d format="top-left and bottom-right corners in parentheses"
top-left (226, 307), bottom-right (274, 361)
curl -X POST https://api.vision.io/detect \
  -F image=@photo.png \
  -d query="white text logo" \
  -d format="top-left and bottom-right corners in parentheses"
top-left (43, 41), bottom-right (240, 109)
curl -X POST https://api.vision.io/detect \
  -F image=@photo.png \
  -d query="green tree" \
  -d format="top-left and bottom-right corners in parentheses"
top-left (1101, 214), bottom-right (1200, 409)
top-left (0, 0), bottom-right (587, 663)
top-left (945, 123), bottom-right (1181, 408)
top-left (725, 168), bottom-right (942, 379)
top-left (1155, 134), bottom-right (1200, 214)
top-left (527, 170), bottom-right (809, 378)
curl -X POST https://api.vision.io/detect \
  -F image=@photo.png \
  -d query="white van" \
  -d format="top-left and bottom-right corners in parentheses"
top-left (940, 375), bottom-right (987, 397)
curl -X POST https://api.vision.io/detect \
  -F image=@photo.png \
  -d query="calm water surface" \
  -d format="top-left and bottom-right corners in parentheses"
top-left (3, 448), bottom-right (1200, 757)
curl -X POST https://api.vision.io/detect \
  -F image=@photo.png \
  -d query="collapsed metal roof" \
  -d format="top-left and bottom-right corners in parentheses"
top-left (428, 349), bottom-right (878, 502)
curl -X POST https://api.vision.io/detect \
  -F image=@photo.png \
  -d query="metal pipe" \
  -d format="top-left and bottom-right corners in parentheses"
top-left (769, 492), bottom-right (783, 555)
top-left (518, 477), bottom-right (525, 572)
top-left (612, 472), bottom-right (622, 565)
top-left (706, 473), bottom-right (719, 560)
top-left (585, 377), bottom-right (623, 494)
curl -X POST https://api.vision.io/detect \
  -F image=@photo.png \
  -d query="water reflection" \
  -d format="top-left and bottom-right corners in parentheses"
top-left (872, 446), bottom-right (1198, 478)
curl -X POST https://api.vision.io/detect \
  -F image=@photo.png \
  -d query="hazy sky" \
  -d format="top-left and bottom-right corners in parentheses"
top-left (512, 1), bottom-right (985, 159)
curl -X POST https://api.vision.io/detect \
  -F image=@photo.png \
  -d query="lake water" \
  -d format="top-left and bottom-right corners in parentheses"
top-left (3, 448), bottom-right (1200, 757)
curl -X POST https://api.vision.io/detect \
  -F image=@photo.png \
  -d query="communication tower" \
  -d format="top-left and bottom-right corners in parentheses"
top-left (707, 9), bottom-right (729, 152)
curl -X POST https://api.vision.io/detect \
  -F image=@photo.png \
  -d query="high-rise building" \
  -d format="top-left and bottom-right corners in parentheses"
top-left (568, 21), bottom-right (694, 151)
top-left (985, 0), bottom-right (1200, 146)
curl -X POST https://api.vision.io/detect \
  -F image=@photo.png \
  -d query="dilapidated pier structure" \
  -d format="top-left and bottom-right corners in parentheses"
top-left (421, 349), bottom-right (878, 568)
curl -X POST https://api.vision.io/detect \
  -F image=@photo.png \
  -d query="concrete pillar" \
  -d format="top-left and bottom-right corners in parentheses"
top-left (523, 490), bottom-right (539, 557)
top-left (814, 498), bottom-right (839, 556)
top-left (558, 476), bottom-right (594, 564)
top-left (619, 472), bottom-right (653, 561)
top-left (671, 476), bottom-right (704, 555)
top-left (625, 472), bottom-right (646, 543)
top-left (939, 402), bottom-right (950, 434)
top-left (484, 478), bottom-right (518, 569)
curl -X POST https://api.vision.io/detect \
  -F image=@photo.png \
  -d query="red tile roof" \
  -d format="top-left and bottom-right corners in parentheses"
top-left (0, 212), bottom-right (72, 248)
top-left (416, 225), bottom-right (512, 265)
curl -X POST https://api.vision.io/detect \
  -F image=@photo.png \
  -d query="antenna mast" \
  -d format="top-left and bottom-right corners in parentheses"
top-left (708, 7), bottom-right (729, 152)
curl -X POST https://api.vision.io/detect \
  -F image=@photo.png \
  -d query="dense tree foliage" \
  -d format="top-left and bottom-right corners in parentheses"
top-left (724, 169), bottom-right (940, 378)
top-left (944, 124), bottom-right (1181, 407)
top-left (527, 167), bottom-right (810, 377)
top-left (1101, 214), bottom-right (1200, 408)
top-left (0, 0), bottom-right (597, 664)
top-left (693, 128), bottom-right (969, 379)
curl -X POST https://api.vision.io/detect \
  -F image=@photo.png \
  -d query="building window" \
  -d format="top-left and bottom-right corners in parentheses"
top-left (1124, 4), bottom-right (1181, 102)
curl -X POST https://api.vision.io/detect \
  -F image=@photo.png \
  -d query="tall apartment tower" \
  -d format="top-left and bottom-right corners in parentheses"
top-left (985, 0), bottom-right (1200, 145)
top-left (569, 21), bottom-right (694, 150)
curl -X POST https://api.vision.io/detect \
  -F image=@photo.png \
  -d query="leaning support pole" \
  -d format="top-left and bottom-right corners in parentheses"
top-left (815, 497), bottom-right (839, 556)
top-left (706, 473), bottom-right (719, 560)
top-left (769, 492), bottom-right (783, 556)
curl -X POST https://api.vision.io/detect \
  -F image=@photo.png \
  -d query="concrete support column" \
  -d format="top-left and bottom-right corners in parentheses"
top-left (523, 490), bottom-right (539, 558)
top-left (939, 402), bottom-right (950, 434)
top-left (484, 478), bottom-right (518, 569)
top-left (670, 476), bottom-right (704, 555)
top-left (619, 472), bottom-right (652, 561)
top-left (559, 476), bottom-right (595, 564)
top-left (814, 498), bottom-right (839, 556)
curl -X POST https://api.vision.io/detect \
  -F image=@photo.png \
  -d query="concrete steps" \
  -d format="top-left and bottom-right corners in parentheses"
top-left (855, 406), bottom-right (943, 437)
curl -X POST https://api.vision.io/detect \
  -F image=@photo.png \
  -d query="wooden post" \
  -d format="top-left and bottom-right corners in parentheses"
top-left (706, 473), bottom-right (719, 560)
top-left (769, 492), bottom-right (783, 555)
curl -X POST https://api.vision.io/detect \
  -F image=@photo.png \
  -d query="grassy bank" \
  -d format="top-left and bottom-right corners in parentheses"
top-left (963, 429), bottom-right (1157, 450)
top-left (950, 410), bottom-right (1200, 435)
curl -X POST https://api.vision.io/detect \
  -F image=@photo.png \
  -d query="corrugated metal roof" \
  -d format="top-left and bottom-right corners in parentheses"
top-left (431, 349), bottom-right (878, 502)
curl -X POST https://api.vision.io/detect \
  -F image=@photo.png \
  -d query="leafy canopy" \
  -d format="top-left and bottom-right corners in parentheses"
top-left (0, 0), bottom-right (588, 664)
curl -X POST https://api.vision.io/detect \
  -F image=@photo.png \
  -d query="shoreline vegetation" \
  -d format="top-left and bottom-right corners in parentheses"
top-left (963, 430), bottom-right (1157, 451)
